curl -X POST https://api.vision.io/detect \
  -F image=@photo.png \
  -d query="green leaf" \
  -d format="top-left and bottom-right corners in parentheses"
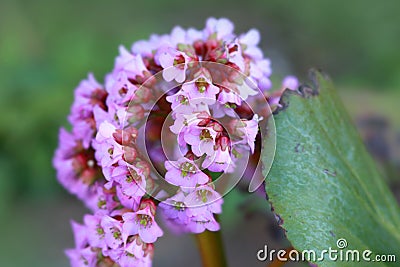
top-left (263, 70), bottom-right (400, 266)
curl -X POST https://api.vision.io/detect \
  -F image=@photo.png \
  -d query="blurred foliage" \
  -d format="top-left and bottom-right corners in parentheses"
top-left (0, 0), bottom-right (399, 205)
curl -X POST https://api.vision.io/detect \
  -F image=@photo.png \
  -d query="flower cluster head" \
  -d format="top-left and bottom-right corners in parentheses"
top-left (54, 17), bottom-right (297, 266)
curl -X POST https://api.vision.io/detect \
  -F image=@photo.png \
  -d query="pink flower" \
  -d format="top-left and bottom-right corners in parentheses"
top-left (185, 185), bottom-right (223, 213)
top-left (184, 125), bottom-right (217, 157)
top-left (239, 29), bottom-right (263, 60)
top-left (159, 186), bottom-right (223, 234)
top-left (237, 78), bottom-right (259, 100)
top-left (176, 185), bottom-right (223, 234)
top-left (132, 33), bottom-right (171, 57)
top-left (93, 121), bottom-right (124, 171)
top-left (167, 26), bottom-right (206, 47)
top-left (114, 46), bottom-right (148, 78)
top-left (169, 111), bottom-right (210, 135)
top-left (226, 40), bottom-right (245, 71)
top-left (165, 89), bottom-right (195, 114)
top-left (218, 89), bottom-right (242, 106)
top-left (187, 211), bottom-right (220, 233)
top-left (122, 203), bottom-right (163, 243)
top-left (105, 71), bottom-right (138, 106)
top-left (116, 185), bottom-right (142, 211)
top-left (92, 104), bottom-right (111, 127)
top-left (118, 240), bottom-right (152, 267)
top-left (110, 162), bottom-right (147, 198)
top-left (181, 76), bottom-right (220, 105)
top-left (237, 114), bottom-right (262, 153)
top-left (169, 111), bottom-right (211, 149)
top-left (212, 89), bottom-right (242, 118)
top-left (204, 17), bottom-right (234, 40)
top-left (70, 221), bottom-right (88, 249)
top-left (53, 128), bottom-right (100, 209)
top-left (70, 73), bottom-right (105, 113)
top-left (94, 185), bottom-right (121, 214)
top-left (282, 75), bottom-right (299, 90)
top-left (66, 220), bottom-right (97, 267)
top-left (68, 73), bottom-right (107, 148)
top-left (159, 192), bottom-right (190, 227)
top-left (203, 137), bottom-right (235, 173)
top-left (101, 216), bottom-right (124, 249)
top-left (157, 47), bottom-right (191, 83)
top-left (165, 158), bottom-right (209, 188)
top-left (65, 247), bottom-right (97, 267)
top-left (83, 214), bottom-right (106, 249)
top-left (249, 59), bottom-right (272, 91)
top-left (169, 26), bottom-right (188, 46)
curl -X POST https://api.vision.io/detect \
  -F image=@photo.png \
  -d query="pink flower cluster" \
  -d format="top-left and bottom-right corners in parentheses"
top-left (53, 17), bottom-right (298, 267)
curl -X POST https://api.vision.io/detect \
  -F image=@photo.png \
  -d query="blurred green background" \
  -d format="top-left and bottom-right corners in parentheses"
top-left (1, 0), bottom-right (400, 266)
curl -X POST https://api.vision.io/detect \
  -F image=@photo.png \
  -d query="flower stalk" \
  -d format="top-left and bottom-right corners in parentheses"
top-left (195, 229), bottom-right (227, 267)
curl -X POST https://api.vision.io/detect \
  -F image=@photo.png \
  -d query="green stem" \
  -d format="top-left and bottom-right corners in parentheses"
top-left (194, 230), bottom-right (227, 267)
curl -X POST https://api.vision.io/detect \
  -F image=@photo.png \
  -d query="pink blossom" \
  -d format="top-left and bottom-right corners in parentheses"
top-left (187, 211), bottom-right (220, 233)
top-left (239, 29), bottom-right (263, 59)
top-left (169, 111), bottom-right (211, 149)
top-left (159, 186), bottom-right (223, 234)
top-left (70, 221), bottom-right (88, 249)
top-left (132, 33), bottom-right (171, 57)
top-left (105, 71), bottom-right (138, 106)
top-left (282, 75), bottom-right (299, 90)
top-left (185, 185), bottom-right (223, 214)
top-left (212, 89), bottom-right (242, 118)
top-left (53, 128), bottom-right (99, 208)
top-left (169, 26), bottom-right (187, 46)
top-left (170, 111), bottom-right (210, 135)
top-left (157, 47), bottom-right (191, 83)
top-left (65, 247), bottom-right (97, 267)
top-left (249, 59), bottom-right (272, 91)
top-left (110, 162), bottom-right (147, 198)
top-left (118, 240), bottom-right (152, 267)
top-left (165, 89), bottom-right (195, 114)
top-left (237, 78), bottom-right (259, 100)
top-left (181, 76), bottom-right (220, 105)
top-left (183, 125), bottom-right (217, 157)
top-left (93, 121), bottom-right (124, 171)
top-left (68, 73), bottom-right (107, 148)
top-left (218, 89), bottom-right (241, 106)
top-left (204, 17), bottom-right (234, 40)
top-left (114, 46), bottom-right (148, 78)
top-left (115, 185), bottom-right (142, 211)
top-left (66, 220), bottom-right (97, 267)
top-left (237, 114), bottom-right (262, 153)
top-left (122, 204), bottom-right (163, 243)
top-left (159, 191), bottom-right (190, 227)
top-left (185, 28), bottom-right (204, 43)
top-left (83, 214), bottom-right (106, 249)
top-left (202, 137), bottom-right (235, 173)
top-left (226, 40), bottom-right (245, 71)
top-left (165, 158), bottom-right (209, 188)
top-left (101, 216), bottom-right (124, 250)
